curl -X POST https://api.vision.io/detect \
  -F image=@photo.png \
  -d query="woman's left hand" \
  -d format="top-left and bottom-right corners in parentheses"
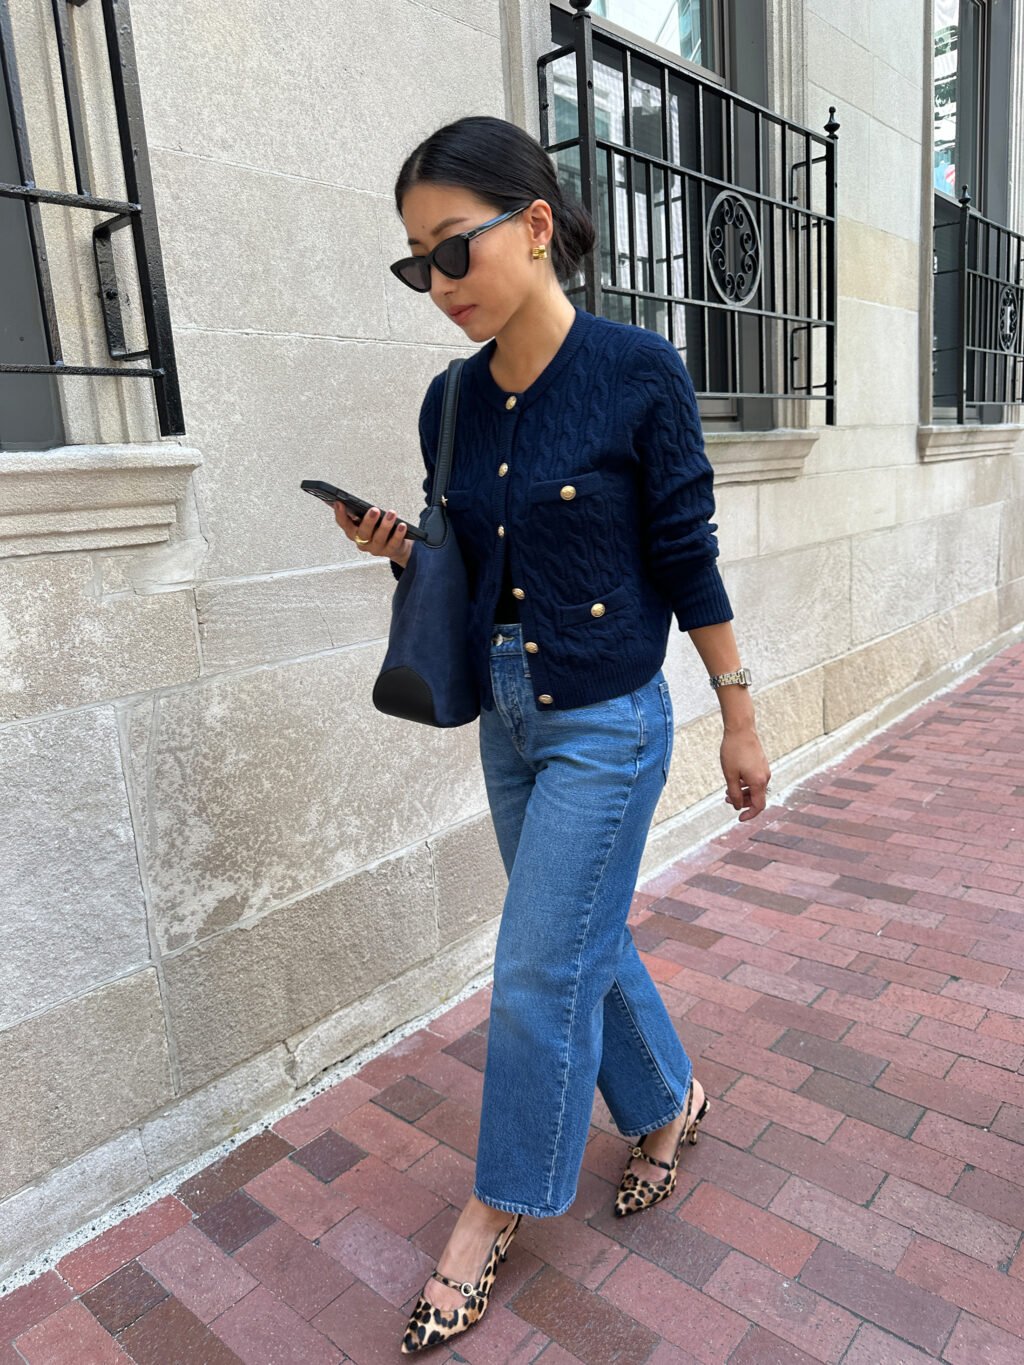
top-left (721, 727), bottom-right (772, 821)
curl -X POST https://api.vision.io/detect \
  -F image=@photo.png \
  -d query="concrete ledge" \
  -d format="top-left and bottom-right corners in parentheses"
top-left (705, 428), bottom-right (820, 483)
top-left (917, 423), bottom-right (1024, 462)
top-left (0, 444), bottom-right (203, 558)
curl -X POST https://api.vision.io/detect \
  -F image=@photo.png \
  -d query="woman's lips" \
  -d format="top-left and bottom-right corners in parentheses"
top-left (450, 305), bottom-right (475, 324)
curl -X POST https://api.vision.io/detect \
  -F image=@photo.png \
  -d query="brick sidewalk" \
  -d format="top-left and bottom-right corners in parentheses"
top-left (3, 639), bottom-right (1024, 1363)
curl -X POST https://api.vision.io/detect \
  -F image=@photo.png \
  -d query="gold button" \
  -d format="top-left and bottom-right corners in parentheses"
top-left (505, 395), bottom-right (517, 410)
top-left (497, 525), bottom-right (505, 537)
top-left (538, 694), bottom-right (553, 705)
top-left (525, 641), bottom-right (539, 654)
top-left (591, 603), bottom-right (606, 618)
top-left (498, 462), bottom-right (509, 477)
top-left (560, 485), bottom-right (576, 500)
top-left (512, 587), bottom-right (525, 600)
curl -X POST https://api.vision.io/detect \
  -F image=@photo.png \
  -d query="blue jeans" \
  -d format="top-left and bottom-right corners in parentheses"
top-left (472, 622), bottom-right (695, 1218)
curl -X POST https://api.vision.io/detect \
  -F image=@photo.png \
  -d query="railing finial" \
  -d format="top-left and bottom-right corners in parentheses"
top-left (824, 106), bottom-right (840, 139)
top-left (958, 183), bottom-right (971, 210)
top-left (569, 0), bottom-right (594, 12)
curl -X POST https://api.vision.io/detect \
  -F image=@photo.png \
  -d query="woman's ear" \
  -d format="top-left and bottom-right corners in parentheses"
top-left (525, 198), bottom-right (554, 248)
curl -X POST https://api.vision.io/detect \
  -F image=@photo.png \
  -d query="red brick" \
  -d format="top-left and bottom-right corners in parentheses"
top-left (771, 1028), bottom-right (887, 1084)
top-left (702, 1036), bottom-right (812, 1090)
top-left (680, 1184), bottom-right (817, 1276)
top-left (726, 1326), bottom-right (820, 1365)
top-left (598, 1255), bottom-right (748, 1363)
top-left (941, 978), bottom-right (1024, 1018)
top-left (662, 966), bottom-right (761, 1013)
top-left (948, 1055), bottom-right (1024, 1109)
top-left (748, 994), bottom-right (851, 1040)
top-left (56, 1196), bottom-right (194, 1292)
top-left (871, 1174), bottom-right (1019, 1267)
top-left (979, 1011), bottom-right (1024, 1045)
top-left (272, 1077), bottom-right (378, 1146)
top-left (698, 1097), bottom-right (770, 1150)
top-left (915, 1111), bottom-right (1024, 1191)
top-left (856, 954), bottom-right (951, 992)
top-left (683, 998), bottom-right (786, 1049)
top-left (805, 902), bottom-right (891, 934)
top-left (881, 983), bottom-right (987, 1027)
top-left (798, 1070), bottom-right (923, 1137)
top-left (798, 1241), bottom-right (958, 1354)
top-left (702, 1251), bottom-right (859, 1361)
top-left (725, 964), bottom-right (821, 1005)
top-left (788, 958), bottom-right (888, 998)
top-left (841, 1021), bottom-right (953, 1078)
top-left (874, 1062), bottom-right (1001, 1126)
top-left (909, 1015), bottom-right (1024, 1069)
top-left (991, 1103), bottom-right (1024, 1143)
top-left (725, 1076), bottom-right (842, 1141)
top-left (706, 938), bottom-right (801, 977)
top-left (813, 989), bottom-right (920, 1036)
top-left (829, 1117), bottom-right (963, 1194)
top-left (943, 1313), bottom-right (1024, 1365)
top-left (908, 945), bottom-right (1009, 985)
top-left (510, 1255), bottom-right (660, 1365)
top-left (750, 1123), bottom-right (884, 1203)
top-left (897, 1237), bottom-right (1024, 1339)
top-left (681, 1135), bottom-right (788, 1207)
top-left (952, 1166), bottom-right (1024, 1233)
top-left (0, 1273), bottom-right (73, 1342)
top-left (840, 1322), bottom-right (939, 1365)
top-left (768, 1176), bottom-right (913, 1269)
top-left (883, 921), bottom-right (978, 954)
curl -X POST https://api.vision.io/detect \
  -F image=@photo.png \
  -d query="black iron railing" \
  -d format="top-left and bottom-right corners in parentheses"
top-left (539, 0), bottom-right (839, 423)
top-left (0, 0), bottom-right (184, 435)
top-left (933, 186), bottom-right (1023, 422)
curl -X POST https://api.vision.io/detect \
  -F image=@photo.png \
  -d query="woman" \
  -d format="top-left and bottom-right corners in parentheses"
top-left (332, 115), bottom-right (771, 1353)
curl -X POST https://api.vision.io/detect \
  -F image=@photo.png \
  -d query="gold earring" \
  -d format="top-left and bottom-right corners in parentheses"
top-left (532, 244), bottom-right (549, 260)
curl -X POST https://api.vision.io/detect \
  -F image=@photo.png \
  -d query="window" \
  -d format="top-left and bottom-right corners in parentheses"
top-left (541, 2), bottom-right (838, 431)
top-left (0, 0), bottom-right (184, 452)
top-left (931, 0), bottom-right (1021, 423)
top-left (591, 1), bottom-right (723, 73)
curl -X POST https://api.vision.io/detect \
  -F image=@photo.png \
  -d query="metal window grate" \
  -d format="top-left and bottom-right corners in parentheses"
top-left (539, 0), bottom-right (839, 424)
top-left (0, 0), bottom-right (184, 435)
top-left (933, 185), bottom-right (1023, 421)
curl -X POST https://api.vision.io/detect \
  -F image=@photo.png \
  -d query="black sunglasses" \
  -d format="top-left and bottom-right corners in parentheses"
top-left (390, 204), bottom-right (532, 293)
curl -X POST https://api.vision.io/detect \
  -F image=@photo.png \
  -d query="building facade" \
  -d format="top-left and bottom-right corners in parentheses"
top-left (1, 0), bottom-right (1022, 1280)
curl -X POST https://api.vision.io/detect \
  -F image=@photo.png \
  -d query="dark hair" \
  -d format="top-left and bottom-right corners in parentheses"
top-left (394, 115), bottom-right (595, 286)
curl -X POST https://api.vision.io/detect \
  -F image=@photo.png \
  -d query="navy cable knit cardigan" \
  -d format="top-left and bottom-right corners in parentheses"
top-left (391, 303), bottom-right (733, 712)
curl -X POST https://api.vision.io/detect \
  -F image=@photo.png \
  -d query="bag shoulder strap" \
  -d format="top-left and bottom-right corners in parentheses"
top-left (428, 357), bottom-right (465, 508)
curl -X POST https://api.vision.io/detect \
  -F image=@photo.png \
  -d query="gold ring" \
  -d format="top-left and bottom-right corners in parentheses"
top-left (355, 535), bottom-right (370, 545)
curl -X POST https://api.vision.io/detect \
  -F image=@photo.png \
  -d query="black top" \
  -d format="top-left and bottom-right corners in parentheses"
top-left (493, 552), bottom-right (520, 623)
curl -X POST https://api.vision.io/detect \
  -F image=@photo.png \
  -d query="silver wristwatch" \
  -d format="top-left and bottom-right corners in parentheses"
top-left (709, 667), bottom-right (753, 689)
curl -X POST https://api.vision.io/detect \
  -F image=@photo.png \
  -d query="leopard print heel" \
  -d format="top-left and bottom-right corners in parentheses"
top-left (613, 1080), bottom-right (710, 1218)
top-left (400, 1211), bottom-right (522, 1353)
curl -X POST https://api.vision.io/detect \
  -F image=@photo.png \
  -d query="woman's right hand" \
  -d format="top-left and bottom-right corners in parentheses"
top-left (333, 502), bottom-right (413, 569)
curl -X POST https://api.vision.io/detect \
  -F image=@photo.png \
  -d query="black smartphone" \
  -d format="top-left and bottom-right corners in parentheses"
top-left (300, 480), bottom-right (426, 542)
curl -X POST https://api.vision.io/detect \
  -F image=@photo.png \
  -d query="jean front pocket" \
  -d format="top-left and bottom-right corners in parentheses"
top-left (657, 678), bottom-right (674, 784)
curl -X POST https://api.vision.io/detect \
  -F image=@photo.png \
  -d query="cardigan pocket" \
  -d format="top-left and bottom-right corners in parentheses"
top-left (555, 582), bottom-right (631, 627)
top-left (440, 486), bottom-right (473, 510)
top-left (527, 470), bottom-right (603, 503)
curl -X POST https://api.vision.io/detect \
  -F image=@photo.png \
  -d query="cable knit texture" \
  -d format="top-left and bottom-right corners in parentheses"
top-left (390, 304), bottom-right (733, 711)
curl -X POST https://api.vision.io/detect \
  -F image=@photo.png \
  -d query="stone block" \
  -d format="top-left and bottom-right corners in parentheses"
top-left (152, 150), bottom-right (388, 338)
top-left (162, 843), bottom-right (438, 1091)
top-left (140, 1047), bottom-right (294, 1177)
top-left (1001, 498), bottom-right (1024, 583)
top-left (195, 562), bottom-right (393, 671)
top-left (823, 615), bottom-right (951, 733)
top-left (851, 517), bottom-right (939, 644)
top-left (0, 708), bottom-right (148, 1029)
top-left (122, 645), bottom-right (485, 950)
top-left (0, 1132), bottom-right (150, 1283)
top-left (0, 972), bottom-right (172, 1202)
top-left (723, 542), bottom-right (851, 688)
top-left (131, 0), bottom-right (501, 196)
top-left (175, 329), bottom-right (463, 580)
top-left (0, 556), bottom-right (198, 723)
top-left (759, 466), bottom-right (896, 557)
top-left (288, 922), bottom-right (499, 1088)
top-left (430, 813), bottom-right (506, 945)
top-left (934, 503), bottom-right (1002, 611)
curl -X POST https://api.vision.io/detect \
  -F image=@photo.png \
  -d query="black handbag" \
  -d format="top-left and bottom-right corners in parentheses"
top-left (372, 357), bottom-right (480, 727)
